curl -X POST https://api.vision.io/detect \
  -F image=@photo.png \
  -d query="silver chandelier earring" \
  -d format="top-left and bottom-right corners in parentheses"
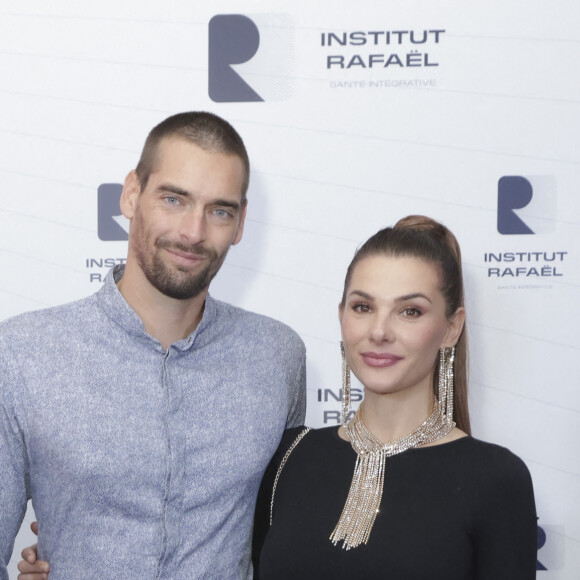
top-left (340, 341), bottom-right (351, 424)
top-left (438, 346), bottom-right (455, 426)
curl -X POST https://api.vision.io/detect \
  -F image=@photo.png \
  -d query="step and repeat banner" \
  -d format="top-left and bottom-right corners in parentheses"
top-left (1, 1), bottom-right (578, 577)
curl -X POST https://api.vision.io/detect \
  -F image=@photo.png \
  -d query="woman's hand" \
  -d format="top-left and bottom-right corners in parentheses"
top-left (17, 522), bottom-right (49, 580)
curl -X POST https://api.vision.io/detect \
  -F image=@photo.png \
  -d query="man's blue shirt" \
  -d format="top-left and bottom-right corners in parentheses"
top-left (0, 266), bottom-right (306, 579)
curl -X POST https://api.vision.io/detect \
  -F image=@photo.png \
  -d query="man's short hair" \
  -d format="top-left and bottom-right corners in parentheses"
top-left (135, 112), bottom-right (250, 200)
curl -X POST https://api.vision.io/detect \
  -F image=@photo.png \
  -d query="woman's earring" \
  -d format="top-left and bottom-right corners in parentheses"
top-left (438, 346), bottom-right (455, 425)
top-left (340, 341), bottom-right (351, 424)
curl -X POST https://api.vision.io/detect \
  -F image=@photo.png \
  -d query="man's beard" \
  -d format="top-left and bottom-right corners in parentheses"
top-left (139, 238), bottom-right (227, 300)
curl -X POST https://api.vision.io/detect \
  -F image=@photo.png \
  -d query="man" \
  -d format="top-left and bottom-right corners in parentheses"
top-left (0, 112), bottom-right (306, 579)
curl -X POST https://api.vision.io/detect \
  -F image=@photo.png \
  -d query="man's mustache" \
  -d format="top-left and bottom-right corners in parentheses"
top-left (155, 239), bottom-right (217, 260)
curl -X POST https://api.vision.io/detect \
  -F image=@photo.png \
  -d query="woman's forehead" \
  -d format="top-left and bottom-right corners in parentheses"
top-left (347, 255), bottom-right (442, 297)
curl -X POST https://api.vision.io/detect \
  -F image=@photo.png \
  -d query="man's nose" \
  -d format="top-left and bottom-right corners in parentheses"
top-left (179, 208), bottom-right (206, 244)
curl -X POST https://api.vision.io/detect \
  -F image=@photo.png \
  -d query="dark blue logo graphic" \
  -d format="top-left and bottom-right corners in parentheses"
top-left (497, 176), bottom-right (535, 235)
top-left (97, 183), bottom-right (128, 241)
top-left (208, 14), bottom-right (294, 103)
top-left (209, 15), bottom-right (263, 102)
top-left (537, 525), bottom-right (547, 571)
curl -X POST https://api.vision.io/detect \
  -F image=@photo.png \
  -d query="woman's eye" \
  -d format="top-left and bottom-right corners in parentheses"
top-left (353, 303), bottom-right (371, 313)
top-left (401, 307), bottom-right (421, 318)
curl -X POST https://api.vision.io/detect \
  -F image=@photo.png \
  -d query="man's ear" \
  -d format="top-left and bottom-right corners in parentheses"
top-left (119, 171), bottom-right (141, 220)
top-left (443, 307), bottom-right (465, 348)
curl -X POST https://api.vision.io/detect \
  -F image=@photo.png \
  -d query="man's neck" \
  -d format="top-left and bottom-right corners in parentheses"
top-left (117, 261), bottom-right (206, 350)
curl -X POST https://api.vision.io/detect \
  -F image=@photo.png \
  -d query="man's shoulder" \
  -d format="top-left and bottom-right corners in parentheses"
top-left (209, 296), bottom-right (305, 348)
top-left (0, 293), bottom-right (98, 340)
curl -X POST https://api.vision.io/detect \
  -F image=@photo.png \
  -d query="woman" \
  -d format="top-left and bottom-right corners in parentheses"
top-left (18, 216), bottom-right (537, 579)
top-left (252, 216), bottom-right (536, 579)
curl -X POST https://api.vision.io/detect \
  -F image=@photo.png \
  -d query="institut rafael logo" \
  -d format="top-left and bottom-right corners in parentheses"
top-left (486, 175), bottom-right (566, 281)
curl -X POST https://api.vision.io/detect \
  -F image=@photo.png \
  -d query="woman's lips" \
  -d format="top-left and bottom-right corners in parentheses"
top-left (360, 352), bottom-right (403, 367)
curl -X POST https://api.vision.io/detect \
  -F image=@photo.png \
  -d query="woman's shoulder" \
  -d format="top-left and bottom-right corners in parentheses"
top-left (459, 436), bottom-right (528, 464)
top-left (258, 426), bottom-right (339, 513)
top-left (275, 425), bottom-right (338, 455)
top-left (269, 426), bottom-right (349, 474)
top-left (451, 437), bottom-right (534, 490)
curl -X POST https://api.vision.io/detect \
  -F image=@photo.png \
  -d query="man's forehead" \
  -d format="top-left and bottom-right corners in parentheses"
top-left (157, 135), bottom-right (232, 158)
top-left (146, 137), bottom-right (245, 200)
top-left (152, 136), bottom-right (243, 172)
top-left (155, 135), bottom-right (201, 160)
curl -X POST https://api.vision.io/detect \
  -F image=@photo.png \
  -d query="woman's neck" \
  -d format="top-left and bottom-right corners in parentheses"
top-left (358, 384), bottom-right (434, 444)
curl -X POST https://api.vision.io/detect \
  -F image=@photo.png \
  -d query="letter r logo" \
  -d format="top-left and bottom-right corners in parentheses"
top-left (98, 184), bottom-right (129, 241)
top-left (209, 15), bottom-right (263, 102)
top-left (497, 175), bottom-right (556, 235)
top-left (208, 14), bottom-right (294, 103)
top-left (497, 176), bottom-right (535, 234)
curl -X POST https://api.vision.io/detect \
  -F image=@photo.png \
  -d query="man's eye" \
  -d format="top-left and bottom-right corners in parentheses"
top-left (213, 209), bottom-right (232, 218)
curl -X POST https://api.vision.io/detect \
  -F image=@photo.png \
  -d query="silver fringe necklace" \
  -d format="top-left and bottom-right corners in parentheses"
top-left (329, 401), bottom-right (455, 550)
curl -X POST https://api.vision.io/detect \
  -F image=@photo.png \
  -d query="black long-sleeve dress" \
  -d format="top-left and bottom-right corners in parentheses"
top-left (253, 426), bottom-right (537, 580)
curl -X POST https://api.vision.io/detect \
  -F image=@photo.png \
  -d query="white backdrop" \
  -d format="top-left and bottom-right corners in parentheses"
top-left (1, 1), bottom-right (578, 577)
